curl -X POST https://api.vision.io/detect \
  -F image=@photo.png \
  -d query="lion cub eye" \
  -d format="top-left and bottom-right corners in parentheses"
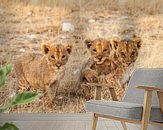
top-left (62, 55), bottom-right (66, 59)
top-left (51, 55), bottom-right (55, 59)
top-left (93, 49), bottom-right (97, 52)
top-left (103, 49), bottom-right (107, 52)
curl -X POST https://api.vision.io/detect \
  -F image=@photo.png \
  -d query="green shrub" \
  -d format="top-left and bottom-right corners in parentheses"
top-left (0, 64), bottom-right (13, 88)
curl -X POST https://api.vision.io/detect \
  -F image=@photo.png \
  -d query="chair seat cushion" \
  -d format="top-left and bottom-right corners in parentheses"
top-left (86, 100), bottom-right (163, 123)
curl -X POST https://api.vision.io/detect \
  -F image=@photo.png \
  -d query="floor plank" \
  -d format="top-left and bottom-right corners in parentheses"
top-left (0, 113), bottom-right (142, 130)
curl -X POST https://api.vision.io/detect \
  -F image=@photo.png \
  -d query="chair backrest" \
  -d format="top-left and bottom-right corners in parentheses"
top-left (123, 68), bottom-right (163, 107)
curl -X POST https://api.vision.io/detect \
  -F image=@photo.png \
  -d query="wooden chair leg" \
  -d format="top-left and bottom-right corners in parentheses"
top-left (157, 91), bottom-right (163, 114)
top-left (141, 90), bottom-right (152, 130)
top-left (121, 121), bottom-right (127, 130)
top-left (92, 113), bottom-right (98, 130)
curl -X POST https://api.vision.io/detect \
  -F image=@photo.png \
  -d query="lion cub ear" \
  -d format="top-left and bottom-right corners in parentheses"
top-left (84, 39), bottom-right (93, 49)
top-left (66, 44), bottom-right (73, 54)
top-left (110, 37), bottom-right (119, 50)
top-left (41, 43), bottom-right (51, 54)
top-left (133, 37), bottom-right (142, 49)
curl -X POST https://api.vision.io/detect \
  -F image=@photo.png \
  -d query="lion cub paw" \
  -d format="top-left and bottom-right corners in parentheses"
top-left (83, 69), bottom-right (98, 83)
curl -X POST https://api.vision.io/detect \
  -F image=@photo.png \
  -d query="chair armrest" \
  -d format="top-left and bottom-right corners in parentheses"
top-left (82, 83), bottom-right (118, 101)
top-left (137, 86), bottom-right (163, 115)
top-left (136, 86), bottom-right (163, 92)
top-left (137, 86), bottom-right (163, 123)
top-left (85, 83), bottom-right (114, 88)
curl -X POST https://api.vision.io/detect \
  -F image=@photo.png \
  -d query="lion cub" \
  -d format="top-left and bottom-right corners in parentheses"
top-left (82, 38), bottom-right (115, 83)
top-left (14, 43), bottom-right (73, 102)
top-left (110, 36), bottom-right (142, 89)
top-left (111, 36), bottom-right (141, 67)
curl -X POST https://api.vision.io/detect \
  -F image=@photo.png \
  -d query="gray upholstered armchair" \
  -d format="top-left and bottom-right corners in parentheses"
top-left (86, 68), bottom-right (163, 130)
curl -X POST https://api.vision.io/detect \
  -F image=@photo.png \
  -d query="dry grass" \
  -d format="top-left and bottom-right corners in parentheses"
top-left (0, 0), bottom-right (163, 113)
top-left (1, 0), bottom-right (162, 13)
top-left (127, 0), bottom-right (163, 14)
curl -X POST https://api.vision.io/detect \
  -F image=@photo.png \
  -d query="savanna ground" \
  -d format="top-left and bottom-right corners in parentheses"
top-left (0, 0), bottom-right (163, 113)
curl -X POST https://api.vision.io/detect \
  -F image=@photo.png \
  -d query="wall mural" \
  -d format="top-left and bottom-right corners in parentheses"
top-left (0, 0), bottom-right (163, 113)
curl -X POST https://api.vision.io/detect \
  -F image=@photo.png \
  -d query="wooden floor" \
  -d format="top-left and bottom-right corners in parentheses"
top-left (0, 113), bottom-right (141, 130)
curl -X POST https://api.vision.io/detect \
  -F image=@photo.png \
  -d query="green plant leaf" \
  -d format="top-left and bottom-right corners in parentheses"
top-left (0, 123), bottom-right (19, 130)
top-left (10, 92), bottom-right (42, 105)
top-left (0, 64), bottom-right (13, 88)
top-left (0, 102), bottom-right (12, 113)
top-left (0, 92), bottom-right (42, 113)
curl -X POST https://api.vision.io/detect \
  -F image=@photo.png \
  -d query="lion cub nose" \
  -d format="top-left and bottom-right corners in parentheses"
top-left (98, 56), bottom-right (102, 60)
top-left (56, 63), bottom-right (62, 68)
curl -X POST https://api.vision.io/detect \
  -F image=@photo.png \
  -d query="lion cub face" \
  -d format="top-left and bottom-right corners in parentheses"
top-left (41, 43), bottom-right (72, 71)
top-left (85, 38), bottom-right (112, 64)
top-left (111, 37), bottom-right (141, 66)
